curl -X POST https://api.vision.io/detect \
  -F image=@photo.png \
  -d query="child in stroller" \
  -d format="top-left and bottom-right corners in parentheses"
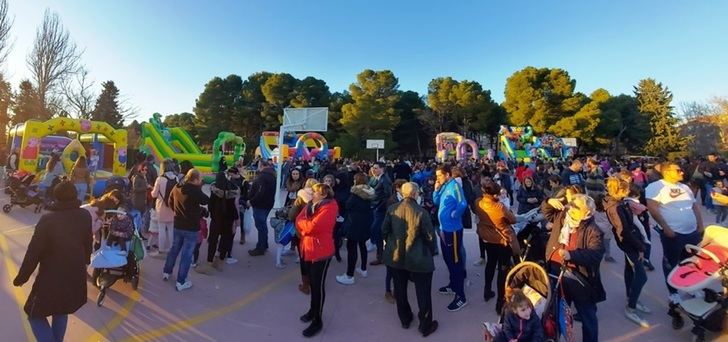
top-left (107, 209), bottom-right (135, 255)
top-left (486, 289), bottom-right (545, 342)
top-left (3, 170), bottom-right (44, 213)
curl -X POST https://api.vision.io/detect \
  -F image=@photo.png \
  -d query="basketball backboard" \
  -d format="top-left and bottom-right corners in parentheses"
top-left (283, 107), bottom-right (328, 132)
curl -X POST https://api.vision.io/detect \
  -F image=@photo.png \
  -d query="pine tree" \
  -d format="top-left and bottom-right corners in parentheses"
top-left (91, 81), bottom-right (124, 128)
top-left (634, 78), bottom-right (688, 156)
top-left (11, 80), bottom-right (42, 125)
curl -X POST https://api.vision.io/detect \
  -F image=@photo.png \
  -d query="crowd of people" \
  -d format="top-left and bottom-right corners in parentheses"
top-left (8, 149), bottom-right (728, 341)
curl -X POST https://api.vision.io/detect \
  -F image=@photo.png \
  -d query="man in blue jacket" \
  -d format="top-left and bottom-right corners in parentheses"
top-left (433, 164), bottom-right (468, 311)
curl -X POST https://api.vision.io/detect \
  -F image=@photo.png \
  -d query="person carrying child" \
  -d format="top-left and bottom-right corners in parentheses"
top-left (712, 179), bottom-right (728, 224)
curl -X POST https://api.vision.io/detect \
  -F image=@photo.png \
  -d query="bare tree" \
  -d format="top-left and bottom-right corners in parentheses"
top-left (61, 66), bottom-right (95, 119)
top-left (26, 9), bottom-right (81, 117)
top-left (0, 0), bottom-right (13, 69)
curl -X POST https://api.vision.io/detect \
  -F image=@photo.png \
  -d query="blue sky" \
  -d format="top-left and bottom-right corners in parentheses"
top-left (6, 1), bottom-right (728, 121)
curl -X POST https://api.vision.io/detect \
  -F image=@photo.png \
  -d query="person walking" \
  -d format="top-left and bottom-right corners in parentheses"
top-left (382, 182), bottom-right (439, 337)
top-left (295, 183), bottom-right (339, 338)
top-left (369, 161), bottom-right (393, 265)
top-left (248, 161), bottom-right (276, 256)
top-left (70, 156), bottom-right (92, 203)
top-left (336, 172), bottom-right (374, 285)
top-left (645, 161), bottom-right (704, 329)
top-left (604, 177), bottom-right (650, 327)
top-left (475, 181), bottom-right (520, 314)
top-left (433, 165), bottom-right (468, 312)
top-left (13, 181), bottom-right (93, 342)
top-left (163, 169), bottom-right (210, 291)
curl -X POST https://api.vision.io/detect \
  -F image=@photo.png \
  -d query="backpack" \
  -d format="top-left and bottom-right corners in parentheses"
top-left (161, 175), bottom-right (177, 207)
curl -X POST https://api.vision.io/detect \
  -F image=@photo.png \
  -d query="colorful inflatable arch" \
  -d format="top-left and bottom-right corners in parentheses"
top-left (456, 139), bottom-right (479, 160)
top-left (9, 118), bottom-right (127, 176)
top-left (256, 131), bottom-right (341, 161)
top-left (435, 132), bottom-right (485, 162)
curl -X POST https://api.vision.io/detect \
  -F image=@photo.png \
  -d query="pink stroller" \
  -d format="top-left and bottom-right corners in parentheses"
top-left (667, 225), bottom-right (728, 341)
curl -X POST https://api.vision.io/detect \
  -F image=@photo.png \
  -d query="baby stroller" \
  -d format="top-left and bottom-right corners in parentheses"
top-left (3, 170), bottom-right (43, 213)
top-left (485, 261), bottom-right (564, 341)
top-left (513, 208), bottom-right (547, 263)
top-left (667, 225), bottom-right (728, 342)
top-left (91, 210), bottom-right (144, 307)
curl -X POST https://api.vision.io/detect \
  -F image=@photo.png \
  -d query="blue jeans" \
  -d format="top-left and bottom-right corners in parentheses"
top-left (29, 314), bottom-right (67, 342)
top-left (624, 251), bottom-right (647, 309)
top-left (574, 300), bottom-right (598, 342)
top-left (370, 209), bottom-right (386, 260)
top-left (74, 183), bottom-right (87, 203)
top-left (660, 230), bottom-right (702, 294)
top-left (253, 207), bottom-right (271, 250)
top-left (704, 183), bottom-right (715, 209)
top-left (163, 228), bottom-right (198, 284)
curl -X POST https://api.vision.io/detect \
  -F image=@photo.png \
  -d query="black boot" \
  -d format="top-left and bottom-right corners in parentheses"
top-left (302, 321), bottom-right (323, 337)
top-left (300, 311), bottom-right (314, 323)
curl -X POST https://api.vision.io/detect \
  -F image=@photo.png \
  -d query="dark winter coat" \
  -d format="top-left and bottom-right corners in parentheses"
top-left (14, 201), bottom-right (93, 318)
top-left (344, 185), bottom-right (375, 242)
top-left (382, 197), bottom-right (437, 273)
top-left (516, 182), bottom-right (543, 214)
top-left (209, 173), bottom-right (240, 231)
top-left (603, 196), bottom-right (646, 254)
top-left (249, 167), bottom-right (276, 210)
top-left (495, 310), bottom-right (545, 342)
top-left (168, 181), bottom-right (210, 232)
top-left (371, 174), bottom-right (393, 213)
top-left (542, 200), bottom-right (606, 303)
top-left (459, 178), bottom-right (475, 229)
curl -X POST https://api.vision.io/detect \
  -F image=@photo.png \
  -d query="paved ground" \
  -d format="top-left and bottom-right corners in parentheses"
top-left (1, 190), bottom-right (728, 341)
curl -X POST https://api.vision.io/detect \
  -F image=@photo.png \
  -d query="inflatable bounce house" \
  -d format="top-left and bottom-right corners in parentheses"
top-left (256, 131), bottom-right (341, 161)
top-left (435, 132), bottom-right (486, 162)
top-left (140, 113), bottom-right (245, 182)
top-left (498, 125), bottom-right (572, 161)
top-left (8, 118), bottom-right (128, 195)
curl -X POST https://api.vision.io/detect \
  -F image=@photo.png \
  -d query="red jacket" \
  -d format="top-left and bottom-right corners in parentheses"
top-left (296, 199), bottom-right (339, 262)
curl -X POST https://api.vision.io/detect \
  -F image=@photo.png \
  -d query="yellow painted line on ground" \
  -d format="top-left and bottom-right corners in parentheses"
top-left (120, 269), bottom-right (297, 342)
top-left (606, 323), bottom-right (661, 342)
top-left (0, 233), bottom-right (33, 342)
top-left (85, 290), bottom-right (142, 342)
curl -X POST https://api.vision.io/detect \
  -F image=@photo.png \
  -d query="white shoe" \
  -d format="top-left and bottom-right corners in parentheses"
top-left (147, 250), bottom-right (160, 257)
top-left (669, 293), bottom-right (682, 304)
top-left (473, 258), bottom-right (485, 266)
top-left (162, 272), bottom-right (170, 281)
top-left (225, 257), bottom-right (238, 265)
top-left (176, 280), bottom-right (192, 291)
top-left (191, 263), bottom-right (198, 268)
top-left (625, 308), bottom-right (649, 328)
top-left (117, 250), bottom-right (128, 256)
top-left (336, 274), bottom-right (355, 285)
top-left (366, 242), bottom-right (376, 252)
top-left (356, 268), bottom-right (368, 278)
top-left (275, 262), bottom-right (287, 269)
top-left (635, 302), bottom-right (652, 314)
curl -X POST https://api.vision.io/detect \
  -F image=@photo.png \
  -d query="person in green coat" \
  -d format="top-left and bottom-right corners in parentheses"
top-left (382, 182), bottom-right (439, 337)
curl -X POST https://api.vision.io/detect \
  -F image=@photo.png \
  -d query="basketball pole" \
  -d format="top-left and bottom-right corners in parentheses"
top-left (273, 125), bottom-right (287, 209)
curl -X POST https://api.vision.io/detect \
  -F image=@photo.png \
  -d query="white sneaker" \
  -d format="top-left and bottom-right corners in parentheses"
top-left (366, 241), bottom-right (376, 252)
top-left (669, 293), bottom-right (682, 304)
top-left (473, 258), bottom-right (485, 266)
top-left (635, 302), bottom-right (652, 314)
top-left (275, 262), bottom-right (287, 269)
top-left (356, 268), bottom-right (368, 278)
top-left (147, 250), bottom-right (160, 257)
top-left (625, 308), bottom-right (649, 328)
top-left (336, 274), bottom-right (355, 285)
top-left (162, 272), bottom-right (170, 281)
top-left (176, 280), bottom-right (193, 291)
top-left (191, 263), bottom-right (198, 268)
top-left (225, 257), bottom-right (238, 265)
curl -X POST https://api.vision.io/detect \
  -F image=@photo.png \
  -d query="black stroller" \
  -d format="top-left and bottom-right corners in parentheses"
top-left (514, 208), bottom-right (548, 264)
top-left (3, 170), bottom-right (44, 213)
top-left (90, 210), bottom-right (144, 306)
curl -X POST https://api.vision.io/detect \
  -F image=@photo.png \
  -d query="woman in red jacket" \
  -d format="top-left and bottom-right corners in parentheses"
top-left (295, 183), bottom-right (339, 338)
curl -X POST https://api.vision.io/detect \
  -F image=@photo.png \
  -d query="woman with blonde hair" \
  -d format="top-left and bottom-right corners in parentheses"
top-left (295, 183), bottom-right (339, 337)
top-left (289, 177), bottom-right (320, 291)
top-left (70, 156), bottom-right (92, 203)
top-left (151, 159), bottom-right (178, 255)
